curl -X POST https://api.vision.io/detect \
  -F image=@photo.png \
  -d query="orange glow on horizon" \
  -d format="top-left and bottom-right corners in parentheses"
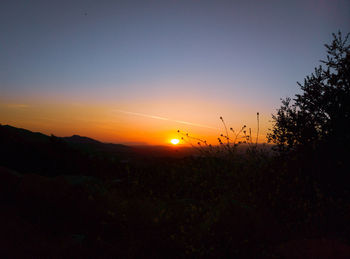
top-left (0, 97), bottom-right (270, 145)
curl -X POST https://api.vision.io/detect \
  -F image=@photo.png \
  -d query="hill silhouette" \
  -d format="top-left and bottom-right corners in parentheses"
top-left (63, 134), bottom-right (103, 144)
top-left (0, 124), bottom-right (131, 177)
top-left (0, 124), bottom-right (198, 177)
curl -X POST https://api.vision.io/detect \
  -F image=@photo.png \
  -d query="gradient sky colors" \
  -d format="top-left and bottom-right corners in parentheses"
top-left (1, 0), bottom-right (350, 145)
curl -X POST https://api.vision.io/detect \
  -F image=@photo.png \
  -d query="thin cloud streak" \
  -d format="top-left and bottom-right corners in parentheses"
top-left (114, 109), bottom-right (217, 130)
top-left (6, 104), bottom-right (30, 109)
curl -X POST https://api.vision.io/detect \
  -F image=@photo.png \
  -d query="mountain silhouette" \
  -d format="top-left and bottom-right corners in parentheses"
top-left (0, 124), bottom-right (130, 177)
top-left (62, 135), bottom-right (102, 145)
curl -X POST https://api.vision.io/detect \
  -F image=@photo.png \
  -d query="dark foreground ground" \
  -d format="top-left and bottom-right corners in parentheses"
top-left (1, 124), bottom-right (350, 258)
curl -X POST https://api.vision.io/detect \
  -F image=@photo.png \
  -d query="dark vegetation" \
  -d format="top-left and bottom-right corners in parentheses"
top-left (1, 32), bottom-right (350, 258)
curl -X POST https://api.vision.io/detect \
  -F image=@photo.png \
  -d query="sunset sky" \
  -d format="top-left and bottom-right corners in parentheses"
top-left (1, 0), bottom-right (350, 145)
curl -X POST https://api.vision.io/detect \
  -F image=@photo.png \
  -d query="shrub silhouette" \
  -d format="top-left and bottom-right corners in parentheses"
top-left (268, 31), bottom-right (350, 154)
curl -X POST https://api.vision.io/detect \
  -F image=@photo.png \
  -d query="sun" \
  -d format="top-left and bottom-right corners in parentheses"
top-left (170, 138), bottom-right (180, 145)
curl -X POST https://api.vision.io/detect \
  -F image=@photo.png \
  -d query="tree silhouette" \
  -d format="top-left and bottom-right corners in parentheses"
top-left (268, 32), bottom-right (350, 154)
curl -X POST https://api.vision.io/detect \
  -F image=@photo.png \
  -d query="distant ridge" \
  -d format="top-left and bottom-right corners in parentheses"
top-left (0, 124), bottom-right (124, 146)
top-left (0, 124), bottom-right (128, 149)
top-left (0, 124), bottom-right (50, 144)
top-left (0, 123), bottom-right (131, 176)
top-left (62, 135), bottom-right (102, 145)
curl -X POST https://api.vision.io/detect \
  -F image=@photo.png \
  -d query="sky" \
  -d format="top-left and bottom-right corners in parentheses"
top-left (1, 0), bottom-right (349, 145)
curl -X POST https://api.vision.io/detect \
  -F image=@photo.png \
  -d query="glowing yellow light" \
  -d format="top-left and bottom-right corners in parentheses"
top-left (170, 138), bottom-right (180, 145)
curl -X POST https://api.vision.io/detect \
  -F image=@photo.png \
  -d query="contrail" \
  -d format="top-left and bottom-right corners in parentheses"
top-left (114, 109), bottom-right (217, 130)
top-left (6, 104), bottom-right (29, 109)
